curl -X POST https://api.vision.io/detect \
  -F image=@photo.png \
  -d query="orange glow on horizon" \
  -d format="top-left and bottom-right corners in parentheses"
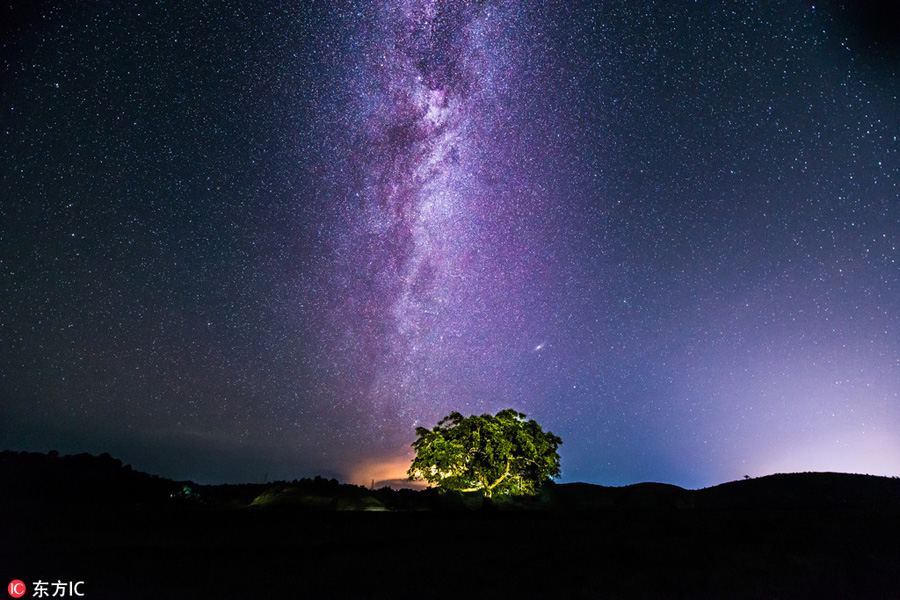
top-left (349, 451), bottom-right (428, 490)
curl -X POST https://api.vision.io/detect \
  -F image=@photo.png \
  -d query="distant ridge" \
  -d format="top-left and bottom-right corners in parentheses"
top-left (695, 472), bottom-right (900, 510)
top-left (547, 473), bottom-right (900, 511)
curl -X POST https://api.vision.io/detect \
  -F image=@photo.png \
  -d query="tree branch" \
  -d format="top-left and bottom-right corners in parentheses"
top-left (487, 458), bottom-right (512, 492)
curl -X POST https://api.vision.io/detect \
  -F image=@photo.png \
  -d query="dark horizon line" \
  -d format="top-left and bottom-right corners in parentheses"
top-left (3, 448), bottom-right (897, 492)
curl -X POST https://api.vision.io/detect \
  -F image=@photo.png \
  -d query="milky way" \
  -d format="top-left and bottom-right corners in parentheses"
top-left (312, 2), bottom-right (565, 446)
top-left (2, 1), bottom-right (899, 487)
top-left (325, 1), bottom-right (500, 423)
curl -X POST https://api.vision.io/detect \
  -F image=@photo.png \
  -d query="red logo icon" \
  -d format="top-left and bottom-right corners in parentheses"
top-left (7, 581), bottom-right (26, 598)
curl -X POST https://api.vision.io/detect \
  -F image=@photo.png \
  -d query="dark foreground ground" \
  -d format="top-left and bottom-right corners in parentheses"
top-left (2, 452), bottom-right (900, 599)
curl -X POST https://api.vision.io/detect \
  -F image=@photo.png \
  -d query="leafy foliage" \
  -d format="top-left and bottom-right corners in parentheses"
top-left (407, 409), bottom-right (562, 497)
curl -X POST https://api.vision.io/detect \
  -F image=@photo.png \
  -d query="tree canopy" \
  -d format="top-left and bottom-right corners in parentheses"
top-left (407, 409), bottom-right (562, 497)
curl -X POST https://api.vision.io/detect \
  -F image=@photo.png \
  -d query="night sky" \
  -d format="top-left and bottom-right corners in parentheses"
top-left (2, 1), bottom-right (899, 489)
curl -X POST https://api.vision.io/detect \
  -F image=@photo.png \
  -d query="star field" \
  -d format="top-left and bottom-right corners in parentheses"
top-left (2, 1), bottom-right (899, 487)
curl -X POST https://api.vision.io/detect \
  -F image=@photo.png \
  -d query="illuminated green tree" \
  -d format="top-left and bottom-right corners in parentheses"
top-left (407, 409), bottom-right (562, 497)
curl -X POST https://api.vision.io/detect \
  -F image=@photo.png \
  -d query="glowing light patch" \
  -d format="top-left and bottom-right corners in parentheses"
top-left (349, 452), bottom-right (427, 490)
top-left (752, 429), bottom-right (900, 478)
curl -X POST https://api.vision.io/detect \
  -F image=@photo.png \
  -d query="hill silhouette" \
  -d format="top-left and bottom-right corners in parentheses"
top-left (0, 450), bottom-right (179, 506)
top-left (2, 450), bottom-right (899, 599)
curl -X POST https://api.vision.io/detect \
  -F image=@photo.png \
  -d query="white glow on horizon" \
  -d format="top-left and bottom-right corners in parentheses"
top-left (752, 428), bottom-right (900, 478)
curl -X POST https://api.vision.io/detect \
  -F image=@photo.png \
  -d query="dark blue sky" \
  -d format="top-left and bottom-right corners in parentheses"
top-left (2, 1), bottom-right (898, 488)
